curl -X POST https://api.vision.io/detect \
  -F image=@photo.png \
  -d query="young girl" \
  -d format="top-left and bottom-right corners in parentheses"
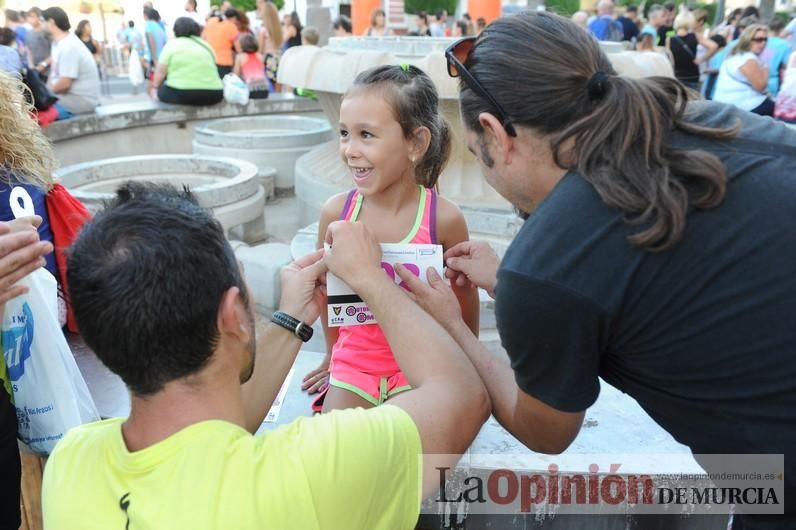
top-left (233, 33), bottom-right (269, 99)
top-left (302, 64), bottom-right (480, 412)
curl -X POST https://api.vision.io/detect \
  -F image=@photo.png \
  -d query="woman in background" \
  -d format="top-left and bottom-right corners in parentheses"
top-left (153, 17), bottom-right (223, 106)
top-left (0, 70), bottom-right (59, 530)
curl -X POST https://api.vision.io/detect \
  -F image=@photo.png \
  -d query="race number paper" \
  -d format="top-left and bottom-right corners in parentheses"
top-left (326, 243), bottom-right (443, 327)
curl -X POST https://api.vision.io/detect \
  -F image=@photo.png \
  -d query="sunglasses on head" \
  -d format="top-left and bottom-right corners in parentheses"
top-left (445, 37), bottom-right (517, 137)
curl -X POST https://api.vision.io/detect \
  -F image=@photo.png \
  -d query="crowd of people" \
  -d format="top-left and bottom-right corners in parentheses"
top-left (0, 6), bottom-right (795, 529)
top-left (576, 1), bottom-right (796, 120)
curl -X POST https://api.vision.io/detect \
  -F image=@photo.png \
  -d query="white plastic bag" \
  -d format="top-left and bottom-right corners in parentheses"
top-left (128, 48), bottom-right (144, 87)
top-left (223, 73), bottom-right (250, 105)
top-left (2, 268), bottom-right (100, 455)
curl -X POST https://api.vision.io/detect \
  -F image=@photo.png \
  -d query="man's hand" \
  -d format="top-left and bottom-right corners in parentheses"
top-left (443, 241), bottom-right (500, 298)
top-left (278, 248), bottom-right (327, 324)
top-left (0, 217), bottom-right (52, 306)
top-left (323, 221), bottom-right (383, 292)
top-left (395, 264), bottom-right (463, 334)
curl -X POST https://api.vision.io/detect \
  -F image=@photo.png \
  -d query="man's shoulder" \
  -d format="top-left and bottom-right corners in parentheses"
top-left (48, 418), bottom-right (123, 463)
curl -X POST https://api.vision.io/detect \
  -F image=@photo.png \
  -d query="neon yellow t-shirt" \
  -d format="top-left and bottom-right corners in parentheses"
top-left (42, 405), bottom-right (422, 529)
top-left (158, 36), bottom-right (223, 91)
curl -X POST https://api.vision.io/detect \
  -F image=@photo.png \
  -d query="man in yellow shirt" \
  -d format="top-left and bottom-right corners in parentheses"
top-left (42, 182), bottom-right (489, 529)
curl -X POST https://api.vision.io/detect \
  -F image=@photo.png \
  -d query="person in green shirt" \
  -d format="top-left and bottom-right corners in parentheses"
top-left (154, 17), bottom-right (223, 106)
top-left (42, 182), bottom-right (489, 529)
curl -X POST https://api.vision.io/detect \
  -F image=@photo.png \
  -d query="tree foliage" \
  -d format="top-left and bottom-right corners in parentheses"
top-left (405, 0), bottom-right (458, 16)
top-left (211, 0), bottom-right (285, 12)
top-left (546, 0), bottom-right (581, 17)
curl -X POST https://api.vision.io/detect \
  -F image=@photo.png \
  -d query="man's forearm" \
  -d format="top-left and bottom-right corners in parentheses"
top-left (50, 78), bottom-right (71, 94)
top-left (240, 322), bottom-right (303, 433)
top-left (445, 319), bottom-right (584, 453)
top-left (446, 319), bottom-right (518, 431)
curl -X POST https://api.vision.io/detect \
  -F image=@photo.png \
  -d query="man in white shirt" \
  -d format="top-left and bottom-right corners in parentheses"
top-left (42, 6), bottom-right (99, 116)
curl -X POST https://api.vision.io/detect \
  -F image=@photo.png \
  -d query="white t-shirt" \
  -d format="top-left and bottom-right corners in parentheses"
top-left (713, 52), bottom-right (767, 111)
top-left (51, 33), bottom-right (100, 113)
top-left (180, 11), bottom-right (205, 27)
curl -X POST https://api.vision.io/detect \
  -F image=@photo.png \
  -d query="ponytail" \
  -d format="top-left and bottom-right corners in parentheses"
top-left (459, 11), bottom-right (737, 252)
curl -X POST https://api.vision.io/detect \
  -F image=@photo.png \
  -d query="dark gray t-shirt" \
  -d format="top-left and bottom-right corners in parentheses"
top-left (496, 101), bottom-right (796, 518)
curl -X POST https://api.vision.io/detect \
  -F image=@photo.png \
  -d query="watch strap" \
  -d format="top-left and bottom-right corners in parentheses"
top-left (271, 311), bottom-right (313, 342)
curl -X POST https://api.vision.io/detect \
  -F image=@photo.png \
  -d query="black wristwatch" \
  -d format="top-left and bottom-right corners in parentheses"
top-left (271, 311), bottom-right (314, 342)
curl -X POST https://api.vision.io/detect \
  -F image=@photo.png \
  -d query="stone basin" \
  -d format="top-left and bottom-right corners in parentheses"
top-left (192, 115), bottom-right (333, 194)
top-left (55, 154), bottom-right (267, 243)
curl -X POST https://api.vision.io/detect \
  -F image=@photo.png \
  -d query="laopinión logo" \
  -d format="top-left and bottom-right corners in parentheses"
top-left (426, 454), bottom-right (785, 516)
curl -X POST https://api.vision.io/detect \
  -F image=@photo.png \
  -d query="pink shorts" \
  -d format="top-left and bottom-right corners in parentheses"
top-left (328, 356), bottom-right (411, 406)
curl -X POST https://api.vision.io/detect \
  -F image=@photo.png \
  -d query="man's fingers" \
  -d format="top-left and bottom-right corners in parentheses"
top-left (0, 285), bottom-right (29, 306)
top-left (395, 263), bottom-right (428, 294)
top-left (293, 248), bottom-right (325, 269)
top-left (443, 241), bottom-right (472, 261)
top-left (425, 266), bottom-right (443, 286)
top-left (0, 231), bottom-right (41, 258)
top-left (0, 241), bottom-right (51, 286)
top-left (7, 216), bottom-right (43, 232)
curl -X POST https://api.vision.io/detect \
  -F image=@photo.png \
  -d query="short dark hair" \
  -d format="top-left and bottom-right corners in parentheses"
top-left (42, 7), bottom-right (71, 32)
top-left (143, 7), bottom-right (161, 21)
top-left (239, 32), bottom-right (258, 52)
top-left (332, 15), bottom-right (352, 33)
top-left (663, 2), bottom-right (676, 12)
top-left (709, 34), bottom-right (727, 48)
top-left (347, 65), bottom-right (451, 188)
top-left (626, 5), bottom-right (638, 13)
top-left (4, 9), bottom-right (20, 23)
top-left (770, 17), bottom-right (785, 33)
top-left (0, 27), bottom-right (15, 46)
top-left (173, 16), bottom-right (201, 38)
top-left (435, 9), bottom-right (446, 20)
top-left (67, 182), bottom-right (249, 396)
top-left (224, 8), bottom-right (239, 20)
top-left (28, 7), bottom-right (43, 18)
top-left (128, 20), bottom-right (135, 28)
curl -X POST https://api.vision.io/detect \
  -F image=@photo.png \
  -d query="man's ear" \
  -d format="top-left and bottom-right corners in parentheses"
top-left (217, 287), bottom-right (248, 342)
top-left (478, 112), bottom-right (514, 165)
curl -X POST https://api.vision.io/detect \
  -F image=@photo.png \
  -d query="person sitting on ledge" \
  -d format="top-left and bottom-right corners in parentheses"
top-left (41, 182), bottom-right (489, 529)
top-left (154, 17), bottom-right (223, 106)
top-left (42, 7), bottom-right (100, 118)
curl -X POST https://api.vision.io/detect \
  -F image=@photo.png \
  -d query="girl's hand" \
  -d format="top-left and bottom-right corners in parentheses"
top-left (395, 264), bottom-right (463, 333)
top-left (302, 356), bottom-right (330, 394)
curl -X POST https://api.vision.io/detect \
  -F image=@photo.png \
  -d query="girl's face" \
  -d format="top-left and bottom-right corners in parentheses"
top-left (376, 14), bottom-right (385, 27)
top-left (339, 90), bottom-right (416, 196)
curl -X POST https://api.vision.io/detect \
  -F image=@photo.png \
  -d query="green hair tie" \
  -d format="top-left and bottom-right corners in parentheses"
top-left (400, 63), bottom-right (410, 72)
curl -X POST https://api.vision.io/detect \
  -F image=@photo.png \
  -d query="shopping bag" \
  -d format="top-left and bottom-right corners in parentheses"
top-left (2, 268), bottom-right (100, 455)
top-left (46, 183), bottom-right (92, 333)
top-left (223, 73), bottom-right (250, 105)
top-left (129, 48), bottom-right (144, 87)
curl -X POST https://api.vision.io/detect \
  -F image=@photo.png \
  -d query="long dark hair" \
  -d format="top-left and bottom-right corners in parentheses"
top-left (347, 64), bottom-right (451, 188)
top-left (460, 11), bottom-right (737, 252)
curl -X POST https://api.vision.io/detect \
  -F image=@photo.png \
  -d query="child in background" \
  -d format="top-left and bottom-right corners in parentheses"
top-left (233, 33), bottom-right (268, 99)
top-left (301, 26), bottom-right (320, 45)
top-left (302, 64), bottom-right (479, 411)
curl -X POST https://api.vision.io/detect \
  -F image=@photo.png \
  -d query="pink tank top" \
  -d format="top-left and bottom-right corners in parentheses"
top-left (332, 186), bottom-right (438, 375)
top-left (241, 53), bottom-right (265, 83)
